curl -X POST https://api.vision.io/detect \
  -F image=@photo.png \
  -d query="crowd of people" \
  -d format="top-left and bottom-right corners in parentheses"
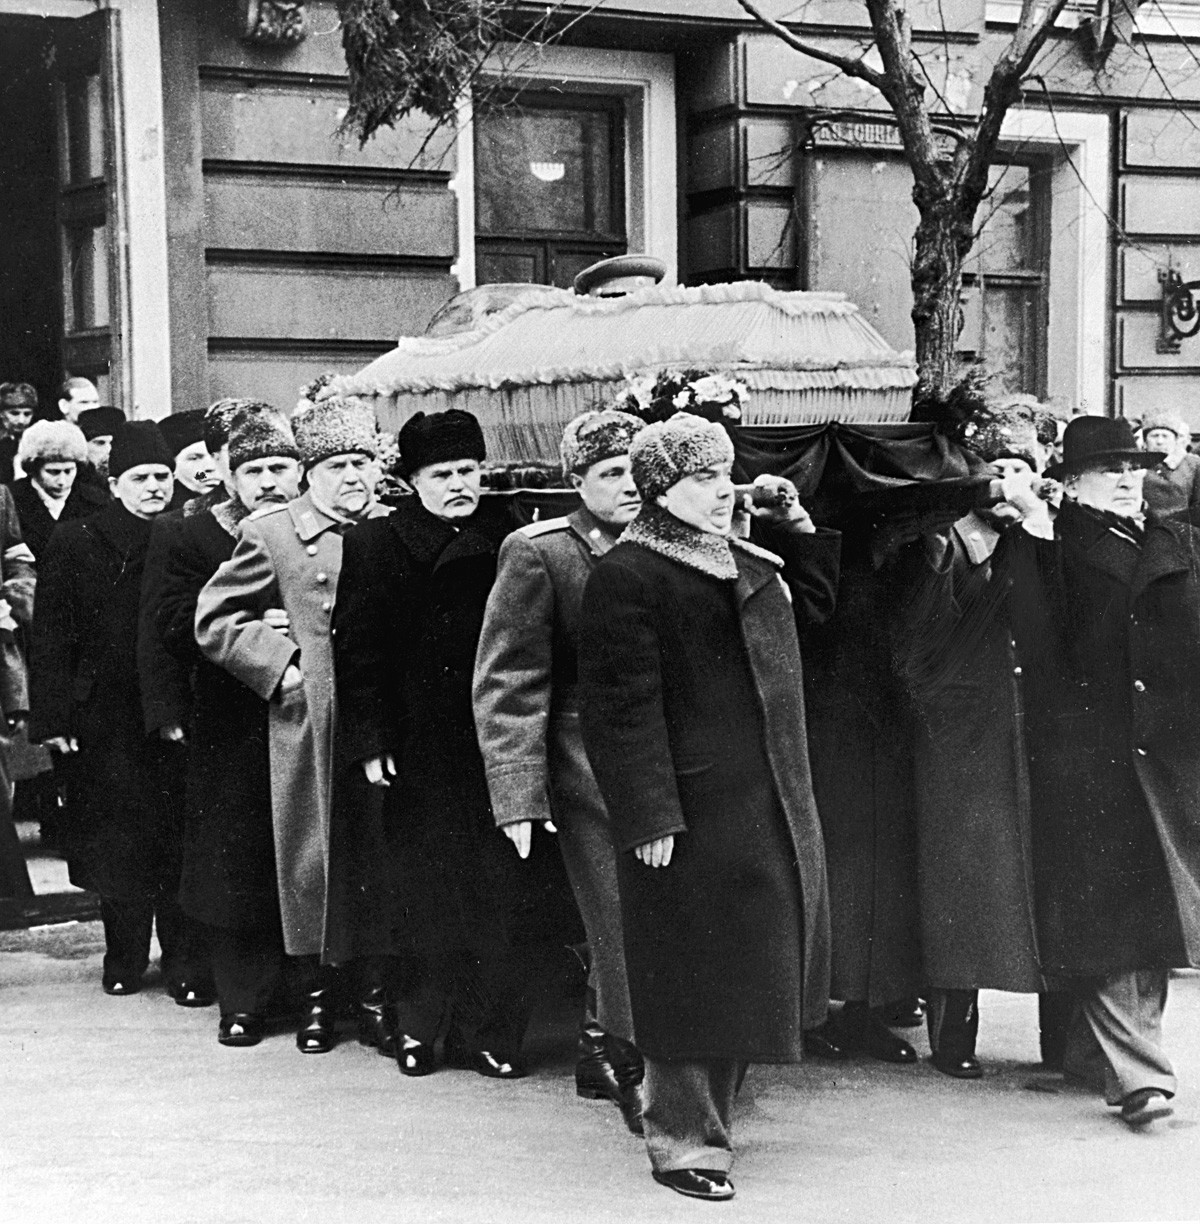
top-left (1, 374), bottom-right (1199, 1202)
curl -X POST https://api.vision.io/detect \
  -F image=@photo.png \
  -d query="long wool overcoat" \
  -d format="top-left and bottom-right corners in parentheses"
top-left (153, 503), bottom-right (279, 932)
top-left (895, 514), bottom-right (1043, 993)
top-left (10, 476), bottom-right (106, 563)
top-left (29, 501), bottom-right (183, 900)
top-left (333, 496), bottom-right (579, 961)
top-left (194, 492), bottom-right (388, 957)
top-left (1004, 499), bottom-right (1200, 975)
top-left (577, 505), bottom-right (839, 1062)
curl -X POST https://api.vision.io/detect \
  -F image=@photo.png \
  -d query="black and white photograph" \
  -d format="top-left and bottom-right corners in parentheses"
top-left (4, 2), bottom-right (1200, 1221)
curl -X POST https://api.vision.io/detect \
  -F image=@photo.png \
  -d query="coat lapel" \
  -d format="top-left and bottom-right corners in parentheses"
top-left (1133, 518), bottom-right (1195, 601)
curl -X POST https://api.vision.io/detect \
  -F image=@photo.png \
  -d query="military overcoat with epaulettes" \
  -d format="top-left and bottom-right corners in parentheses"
top-left (194, 491), bottom-right (389, 957)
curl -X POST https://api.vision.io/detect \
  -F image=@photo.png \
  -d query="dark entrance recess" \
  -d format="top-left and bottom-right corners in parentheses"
top-left (474, 91), bottom-right (627, 289)
top-left (0, 19), bottom-right (63, 413)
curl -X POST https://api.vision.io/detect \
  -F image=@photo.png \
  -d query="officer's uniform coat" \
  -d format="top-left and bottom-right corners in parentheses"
top-left (194, 491), bottom-right (388, 957)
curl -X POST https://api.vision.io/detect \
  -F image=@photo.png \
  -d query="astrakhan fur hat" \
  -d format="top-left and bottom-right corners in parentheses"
top-left (629, 412), bottom-right (735, 501)
top-left (205, 398), bottom-right (271, 454)
top-left (17, 419), bottom-right (88, 471)
top-left (227, 408), bottom-right (300, 472)
top-left (560, 410), bottom-right (644, 477)
top-left (292, 396), bottom-right (379, 469)
top-left (1140, 408), bottom-right (1192, 442)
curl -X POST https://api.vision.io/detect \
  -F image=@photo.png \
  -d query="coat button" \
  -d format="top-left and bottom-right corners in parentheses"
top-left (1013, 665), bottom-right (1022, 676)
top-left (1134, 680), bottom-right (1146, 692)
top-left (322, 600), bottom-right (332, 612)
top-left (316, 572), bottom-right (328, 584)
top-left (306, 544), bottom-right (318, 556)
top-left (1136, 746), bottom-right (1148, 756)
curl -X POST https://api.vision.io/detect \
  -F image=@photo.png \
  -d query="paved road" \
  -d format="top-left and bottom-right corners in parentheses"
top-left (2, 921), bottom-right (1198, 1224)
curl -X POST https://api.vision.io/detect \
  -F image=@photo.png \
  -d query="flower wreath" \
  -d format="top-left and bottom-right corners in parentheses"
top-left (613, 368), bottom-right (747, 427)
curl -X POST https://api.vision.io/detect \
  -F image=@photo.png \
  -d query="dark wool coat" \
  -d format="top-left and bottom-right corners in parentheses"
top-left (896, 514), bottom-right (1043, 993)
top-left (1004, 500), bottom-right (1200, 975)
top-left (333, 496), bottom-right (580, 960)
top-left (0, 484), bottom-right (35, 719)
top-left (802, 541), bottom-right (922, 1006)
top-left (578, 504), bottom-right (839, 1062)
top-left (1143, 452), bottom-right (1200, 520)
top-left (10, 476), bottom-right (107, 563)
top-left (29, 502), bottom-right (184, 901)
top-left (152, 504), bottom-right (279, 932)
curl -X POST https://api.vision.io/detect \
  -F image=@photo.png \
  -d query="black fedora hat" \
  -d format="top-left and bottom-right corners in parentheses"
top-left (1045, 415), bottom-right (1163, 480)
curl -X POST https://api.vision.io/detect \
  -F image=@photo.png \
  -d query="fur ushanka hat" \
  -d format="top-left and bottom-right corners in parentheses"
top-left (1140, 408), bottom-right (1191, 442)
top-left (157, 408), bottom-right (207, 459)
top-left (17, 419), bottom-right (88, 471)
top-left (560, 409), bottom-right (644, 477)
top-left (204, 398), bottom-right (270, 454)
top-left (628, 411), bottom-right (735, 501)
top-left (292, 396), bottom-right (379, 470)
top-left (396, 409), bottom-right (485, 478)
top-left (226, 407), bottom-right (300, 473)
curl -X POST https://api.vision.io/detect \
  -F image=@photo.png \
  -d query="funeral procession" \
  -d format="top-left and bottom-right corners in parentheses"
top-left (6, 1), bottom-right (1200, 1221)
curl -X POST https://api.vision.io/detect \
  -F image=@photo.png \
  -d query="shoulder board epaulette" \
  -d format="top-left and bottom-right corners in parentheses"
top-left (518, 516), bottom-right (572, 538)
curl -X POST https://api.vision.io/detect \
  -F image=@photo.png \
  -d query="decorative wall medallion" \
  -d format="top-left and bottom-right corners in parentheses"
top-left (242, 0), bottom-right (308, 46)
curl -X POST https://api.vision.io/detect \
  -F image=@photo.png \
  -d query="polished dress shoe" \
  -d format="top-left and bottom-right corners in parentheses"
top-left (652, 1169), bottom-right (735, 1201)
top-left (168, 981), bottom-right (217, 1008)
top-left (219, 1013), bottom-right (264, 1047)
top-left (803, 1020), bottom-right (850, 1061)
top-left (444, 1027), bottom-right (527, 1079)
top-left (1120, 1088), bottom-right (1174, 1128)
top-left (397, 1035), bottom-right (437, 1076)
top-left (357, 986), bottom-right (398, 1057)
top-left (296, 988), bottom-right (338, 1054)
top-left (839, 1004), bottom-right (917, 1064)
top-left (101, 975), bottom-right (141, 996)
top-left (927, 989), bottom-right (982, 1079)
top-left (930, 1050), bottom-right (982, 1079)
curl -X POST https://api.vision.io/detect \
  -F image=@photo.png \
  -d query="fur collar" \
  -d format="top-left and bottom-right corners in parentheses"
top-left (183, 485), bottom-right (227, 519)
top-left (622, 503), bottom-right (782, 581)
top-left (210, 497), bottom-right (253, 538)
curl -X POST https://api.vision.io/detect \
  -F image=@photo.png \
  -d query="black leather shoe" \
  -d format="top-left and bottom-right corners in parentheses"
top-left (168, 981), bottom-right (217, 1008)
top-left (397, 1035), bottom-right (437, 1076)
top-left (357, 987), bottom-right (398, 1058)
top-left (443, 1027), bottom-right (527, 1079)
top-left (881, 997), bottom-right (925, 1028)
top-left (930, 1050), bottom-right (983, 1079)
top-left (296, 991), bottom-right (338, 1054)
top-left (219, 1013), bottom-right (264, 1047)
top-left (839, 1005), bottom-right (917, 1064)
top-left (927, 989), bottom-right (981, 1078)
top-left (102, 975), bottom-right (141, 996)
top-left (803, 1021), bottom-right (850, 1061)
top-left (1120, 1088), bottom-right (1174, 1128)
top-left (652, 1169), bottom-right (735, 1201)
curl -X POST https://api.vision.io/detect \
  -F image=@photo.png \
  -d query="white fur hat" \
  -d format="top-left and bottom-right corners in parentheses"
top-left (17, 419), bottom-right (87, 470)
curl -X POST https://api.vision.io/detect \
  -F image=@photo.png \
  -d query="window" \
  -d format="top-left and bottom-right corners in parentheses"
top-left (958, 159), bottom-right (1052, 397)
top-left (473, 92), bottom-right (627, 288)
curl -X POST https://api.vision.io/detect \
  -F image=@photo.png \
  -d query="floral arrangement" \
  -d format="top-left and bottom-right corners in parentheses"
top-left (613, 368), bottom-right (747, 426)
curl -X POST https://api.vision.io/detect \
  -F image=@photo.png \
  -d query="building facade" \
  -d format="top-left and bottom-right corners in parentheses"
top-left (2, 0), bottom-right (1200, 424)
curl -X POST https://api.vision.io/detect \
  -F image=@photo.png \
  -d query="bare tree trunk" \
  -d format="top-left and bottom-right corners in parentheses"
top-left (910, 193), bottom-right (974, 403)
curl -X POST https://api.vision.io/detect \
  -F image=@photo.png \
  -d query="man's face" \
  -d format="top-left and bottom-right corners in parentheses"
top-left (87, 435), bottom-right (113, 475)
top-left (570, 454), bottom-right (641, 527)
top-left (1068, 461), bottom-right (1147, 518)
top-left (307, 452), bottom-right (378, 519)
top-left (33, 461), bottom-right (77, 501)
top-left (410, 458), bottom-right (482, 522)
top-left (656, 461), bottom-right (736, 536)
top-left (1144, 428), bottom-right (1179, 457)
top-left (59, 383), bottom-right (99, 423)
top-left (231, 456), bottom-right (301, 511)
top-left (1, 406), bottom-right (33, 439)
top-left (109, 464), bottom-right (172, 519)
top-left (174, 440), bottom-right (218, 494)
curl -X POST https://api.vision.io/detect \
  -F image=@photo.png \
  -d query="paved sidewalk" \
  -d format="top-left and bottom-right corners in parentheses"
top-left (2, 921), bottom-right (1199, 1224)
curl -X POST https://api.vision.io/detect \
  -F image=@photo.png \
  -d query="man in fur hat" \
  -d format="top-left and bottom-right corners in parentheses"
top-left (335, 408), bottom-right (570, 1081)
top-left (474, 409), bottom-right (647, 1131)
top-left (195, 396), bottom-right (388, 1051)
top-left (1140, 408), bottom-right (1200, 519)
top-left (30, 421), bottom-right (208, 997)
top-left (577, 412), bottom-right (839, 1200)
top-left (10, 420), bottom-right (106, 560)
top-left (159, 409), bottom-right (220, 512)
top-left (139, 402), bottom-right (300, 1023)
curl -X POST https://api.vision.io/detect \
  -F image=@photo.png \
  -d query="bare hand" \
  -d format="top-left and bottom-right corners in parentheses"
top-left (263, 607), bottom-right (290, 633)
top-left (502, 819), bottom-right (558, 859)
top-left (748, 475), bottom-right (815, 533)
top-left (277, 664), bottom-right (303, 696)
top-left (158, 724), bottom-right (186, 743)
top-left (634, 835), bottom-right (675, 868)
top-left (363, 753), bottom-right (397, 787)
top-left (44, 736), bottom-right (78, 754)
